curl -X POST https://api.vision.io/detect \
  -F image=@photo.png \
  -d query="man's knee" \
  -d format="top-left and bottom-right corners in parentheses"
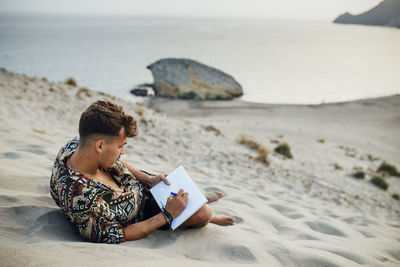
top-left (193, 204), bottom-right (212, 227)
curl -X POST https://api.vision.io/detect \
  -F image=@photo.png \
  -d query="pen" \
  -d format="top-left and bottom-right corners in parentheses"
top-left (170, 192), bottom-right (177, 196)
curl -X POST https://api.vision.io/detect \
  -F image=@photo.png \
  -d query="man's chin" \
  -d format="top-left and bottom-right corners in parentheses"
top-left (99, 162), bottom-right (115, 169)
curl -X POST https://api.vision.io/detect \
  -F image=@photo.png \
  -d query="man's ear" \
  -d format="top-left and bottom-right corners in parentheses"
top-left (95, 139), bottom-right (104, 153)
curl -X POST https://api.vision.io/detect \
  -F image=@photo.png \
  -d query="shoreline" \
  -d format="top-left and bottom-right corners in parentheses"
top-left (145, 93), bottom-right (400, 112)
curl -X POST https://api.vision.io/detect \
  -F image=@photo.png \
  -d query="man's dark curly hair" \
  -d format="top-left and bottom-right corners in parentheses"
top-left (79, 100), bottom-right (137, 146)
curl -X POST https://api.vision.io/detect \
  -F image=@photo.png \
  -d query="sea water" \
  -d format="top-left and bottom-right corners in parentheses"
top-left (0, 14), bottom-right (399, 104)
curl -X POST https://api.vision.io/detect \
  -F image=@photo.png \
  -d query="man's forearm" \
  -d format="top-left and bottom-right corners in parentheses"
top-left (120, 159), bottom-right (151, 184)
top-left (122, 213), bottom-right (167, 241)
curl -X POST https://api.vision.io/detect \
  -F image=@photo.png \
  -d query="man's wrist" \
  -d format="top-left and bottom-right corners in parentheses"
top-left (161, 208), bottom-right (173, 226)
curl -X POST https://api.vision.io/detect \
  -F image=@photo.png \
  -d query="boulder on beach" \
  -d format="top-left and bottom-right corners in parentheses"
top-left (147, 58), bottom-right (243, 100)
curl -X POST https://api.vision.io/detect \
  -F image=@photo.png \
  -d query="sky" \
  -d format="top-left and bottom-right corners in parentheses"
top-left (0, 0), bottom-right (382, 21)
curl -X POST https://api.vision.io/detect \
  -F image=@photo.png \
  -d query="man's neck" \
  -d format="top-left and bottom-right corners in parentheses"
top-left (68, 146), bottom-right (99, 176)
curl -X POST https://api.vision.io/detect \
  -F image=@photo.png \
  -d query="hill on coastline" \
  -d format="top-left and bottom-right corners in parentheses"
top-left (334, 0), bottom-right (400, 28)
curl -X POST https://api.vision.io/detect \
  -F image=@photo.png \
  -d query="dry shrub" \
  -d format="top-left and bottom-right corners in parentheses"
top-left (64, 77), bottom-right (77, 87)
top-left (371, 176), bottom-right (388, 190)
top-left (334, 163), bottom-right (342, 170)
top-left (377, 162), bottom-right (400, 177)
top-left (134, 108), bottom-right (144, 116)
top-left (140, 117), bottom-right (154, 127)
top-left (237, 135), bottom-right (269, 166)
top-left (274, 142), bottom-right (293, 159)
top-left (204, 125), bottom-right (222, 136)
top-left (76, 87), bottom-right (92, 99)
top-left (352, 171), bottom-right (365, 179)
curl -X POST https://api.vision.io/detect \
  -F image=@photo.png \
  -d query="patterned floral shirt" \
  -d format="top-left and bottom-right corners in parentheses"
top-left (50, 137), bottom-right (148, 244)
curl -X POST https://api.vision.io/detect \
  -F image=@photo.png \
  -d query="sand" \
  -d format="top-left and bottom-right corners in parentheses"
top-left (0, 67), bottom-right (400, 266)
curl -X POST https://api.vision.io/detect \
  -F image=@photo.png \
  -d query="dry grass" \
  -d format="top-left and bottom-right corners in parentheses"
top-left (76, 87), bottom-right (92, 99)
top-left (32, 128), bottom-right (45, 134)
top-left (140, 117), bottom-right (155, 127)
top-left (256, 147), bottom-right (269, 165)
top-left (64, 77), bottom-right (77, 87)
top-left (352, 166), bottom-right (363, 172)
top-left (237, 135), bottom-right (269, 166)
top-left (338, 145), bottom-right (357, 158)
top-left (134, 108), bottom-right (145, 116)
top-left (333, 163), bottom-right (342, 170)
top-left (204, 125), bottom-right (222, 136)
top-left (360, 153), bottom-right (379, 161)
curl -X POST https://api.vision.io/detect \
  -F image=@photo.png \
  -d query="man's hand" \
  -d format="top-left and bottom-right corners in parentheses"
top-left (165, 189), bottom-right (189, 219)
top-left (147, 173), bottom-right (170, 188)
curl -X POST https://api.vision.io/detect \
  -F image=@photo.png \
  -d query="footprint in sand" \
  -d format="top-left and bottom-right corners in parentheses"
top-left (220, 244), bottom-right (257, 263)
top-left (326, 249), bottom-right (366, 265)
top-left (286, 213), bottom-right (304, 219)
top-left (241, 227), bottom-right (259, 234)
top-left (358, 229), bottom-right (375, 238)
top-left (270, 204), bottom-right (296, 214)
top-left (19, 144), bottom-right (47, 155)
top-left (0, 194), bottom-right (19, 205)
top-left (29, 210), bottom-right (82, 242)
top-left (269, 204), bottom-right (304, 220)
top-left (146, 231), bottom-right (177, 249)
top-left (225, 197), bottom-right (254, 208)
top-left (256, 194), bottom-right (270, 201)
top-left (277, 225), bottom-right (317, 240)
top-left (232, 215), bottom-right (244, 224)
top-left (1, 205), bottom-right (82, 242)
top-left (387, 250), bottom-right (400, 261)
top-left (2, 152), bottom-right (20, 159)
top-left (305, 221), bottom-right (346, 237)
top-left (223, 183), bottom-right (241, 190)
top-left (268, 244), bottom-right (340, 267)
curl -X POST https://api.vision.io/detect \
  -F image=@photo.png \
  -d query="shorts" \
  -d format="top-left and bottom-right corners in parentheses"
top-left (142, 187), bottom-right (170, 231)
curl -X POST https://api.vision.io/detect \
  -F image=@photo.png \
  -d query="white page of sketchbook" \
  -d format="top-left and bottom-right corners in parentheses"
top-left (150, 165), bottom-right (207, 230)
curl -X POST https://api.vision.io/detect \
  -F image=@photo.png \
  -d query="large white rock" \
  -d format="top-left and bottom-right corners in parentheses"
top-left (147, 58), bottom-right (243, 100)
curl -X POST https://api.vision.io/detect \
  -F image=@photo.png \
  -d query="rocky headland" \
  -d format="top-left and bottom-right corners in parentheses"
top-left (334, 0), bottom-right (400, 28)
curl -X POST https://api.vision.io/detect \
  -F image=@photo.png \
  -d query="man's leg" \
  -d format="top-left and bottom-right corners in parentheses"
top-left (179, 204), bottom-right (235, 228)
top-left (180, 204), bottom-right (212, 228)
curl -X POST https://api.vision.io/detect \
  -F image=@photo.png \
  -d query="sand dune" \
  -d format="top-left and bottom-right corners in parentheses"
top-left (1, 68), bottom-right (399, 266)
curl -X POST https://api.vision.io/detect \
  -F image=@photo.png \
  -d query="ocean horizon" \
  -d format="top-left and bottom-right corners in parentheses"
top-left (1, 14), bottom-right (399, 104)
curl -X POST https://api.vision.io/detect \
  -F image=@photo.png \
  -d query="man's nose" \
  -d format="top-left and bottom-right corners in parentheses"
top-left (120, 147), bottom-right (125, 154)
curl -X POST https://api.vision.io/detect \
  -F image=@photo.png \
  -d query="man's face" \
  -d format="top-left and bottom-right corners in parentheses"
top-left (99, 127), bottom-right (128, 168)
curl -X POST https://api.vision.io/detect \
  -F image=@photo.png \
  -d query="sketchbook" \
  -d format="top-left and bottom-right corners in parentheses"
top-left (149, 165), bottom-right (207, 230)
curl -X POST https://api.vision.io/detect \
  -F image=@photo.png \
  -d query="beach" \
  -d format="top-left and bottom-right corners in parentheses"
top-left (0, 67), bottom-right (399, 266)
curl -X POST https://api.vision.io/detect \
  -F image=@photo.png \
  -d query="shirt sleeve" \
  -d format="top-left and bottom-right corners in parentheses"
top-left (70, 187), bottom-right (125, 244)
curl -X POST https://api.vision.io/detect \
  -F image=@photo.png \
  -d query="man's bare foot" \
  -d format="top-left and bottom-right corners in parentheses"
top-left (210, 215), bottom-right (235, 226)
top-left (206, 191), bottom-right (224, 203)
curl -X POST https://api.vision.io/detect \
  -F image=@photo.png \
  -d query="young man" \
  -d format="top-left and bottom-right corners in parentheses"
top-left (50, 100), bottom-right (234, 243)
